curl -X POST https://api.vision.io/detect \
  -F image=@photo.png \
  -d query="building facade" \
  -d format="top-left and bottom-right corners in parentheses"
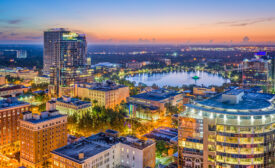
top-left (0, 85), bottom-right (28, 97)
top-left (20, 101), bottom-right (67, 168)
top-left (242, 56), bottom-right (271, 92)
top-left (48, 31), bottom-right (92, 96)
top-left (127, 89), bottom-right (183, 120)
top-left (56, 96), bottom-right (92, 117)
top-left (51, 130), bottom-right (155, 168)
top-left (76, 81), bottom-right (129, 109)
top-left (43, 28), bottom-right (70, 73)
top-left (0, 98), bottom-right (30, 155)
top-left (178, 88), bottom-right (275, 168)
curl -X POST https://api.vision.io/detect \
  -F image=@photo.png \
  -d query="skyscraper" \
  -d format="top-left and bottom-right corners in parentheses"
top-left (43, 28), bottom-right (70, 74)
top-left (45, 29), bottom-right (92, 96)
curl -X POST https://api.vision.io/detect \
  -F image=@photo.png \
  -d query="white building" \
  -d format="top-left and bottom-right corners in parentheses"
top-left (51, 130), bottom-right (156, 168)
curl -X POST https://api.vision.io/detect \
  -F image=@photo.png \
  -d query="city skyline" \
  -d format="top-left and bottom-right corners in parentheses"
top-left (1, 0), bottom-right (275, 44)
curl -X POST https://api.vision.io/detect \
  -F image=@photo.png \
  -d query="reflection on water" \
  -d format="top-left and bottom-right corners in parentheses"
top-left (126, 71), bottom-right (230, 87)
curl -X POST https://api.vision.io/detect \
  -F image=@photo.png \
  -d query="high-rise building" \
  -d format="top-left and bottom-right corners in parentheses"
top-left (45, 29), bottom-right (92, 96)
top-left (0, 98), bottom-right (30, 154)
top-left (51, 130), bottom-right (155, 168)
top-left (178, 88), bottom-right (275, 168)
top-left (20, 101), bottom-right (67, 168)
top-left (43, 28), bottom-right (70, 74)
top-left (242, 52), bottom-right (272, 92)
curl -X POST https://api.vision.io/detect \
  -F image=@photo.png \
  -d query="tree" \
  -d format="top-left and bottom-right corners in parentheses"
top-left (156, 140), bottom-right (168, 157)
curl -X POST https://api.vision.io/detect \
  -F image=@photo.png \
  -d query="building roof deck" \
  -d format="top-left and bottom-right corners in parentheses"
top-left (23, 113), bottom-right (66, 124)
top-left (130, 89), bottom-right (182, 101)
top-left (56, 97), bottom-right (91, 107)
top-left (187, 89), bottom-right (275, 115)
top-left (52, 132), bottom-right (154, 163)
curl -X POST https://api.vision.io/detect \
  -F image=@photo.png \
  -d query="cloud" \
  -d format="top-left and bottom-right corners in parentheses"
top-left (243, 36), bottom-right (250, 43)
top-left (9, 33), bottom-right (18, 36)
top-left (138, 38), bottom-right (150, 43)
top-left (24, 35), bottom-right (42, 40)
top-left (216, 17), bottom-right (275, 27)
top-left (8, 19), bottom-right (22, 24)
top-left (0, 19), bottom-right (23, 25)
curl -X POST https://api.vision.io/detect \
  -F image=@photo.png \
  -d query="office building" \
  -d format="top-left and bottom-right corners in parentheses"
top-left (51, 130), bottom-right (155, 168)
top-left (56, 96), bottom-right (92, 117)
top-left (242, 55), bottom-right (271, 92)
top-left (178, 88), bottom-right (275, 168)
top-left (46, 29), bottom-right (92, 96)
top-left (76, 81), bottom-right (129, 109)
top-left (127, 89), bottom-right (183, 120)
top-left (43, 28), bottom-right (70, 73)
top-left (0, 98), bottom-right (30, 154)
top-left (20, 101), bottom-right (67, 168)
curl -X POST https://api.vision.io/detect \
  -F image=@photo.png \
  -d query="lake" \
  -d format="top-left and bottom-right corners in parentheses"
top-left (126, 71), bottom-right (230, 87)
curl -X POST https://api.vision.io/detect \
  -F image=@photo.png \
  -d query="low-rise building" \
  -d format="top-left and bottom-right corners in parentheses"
top-left (76, 81), bottom-right (129, 109)
top-left (0, 68), bottom-right (39, 80)
top-left (0, 85), bottom-right (28, 97)
top-left (193, 86), bottom-right (216, 96)
top-left (51, 130), bottom-right (155, 168)
top-left (56, 96), bottom-right (92, 117)
top-left (0, 98), bottom-right (30, 155)
top-left (126, 61), bottom-right (143, 69)
top-left (20, 101), bottom-right (67, 168)
top-left (34, 75), bottom-right (50, 85)
top-left (127, 89), bottom-right (183, 120)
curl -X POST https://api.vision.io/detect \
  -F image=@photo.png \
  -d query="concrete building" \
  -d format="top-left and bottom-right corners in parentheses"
top-left (0, 68), bottom-right (39, 80)
top-left (193, 86), bottom-right (216, 96)
top-left (242, 57), bottom-right (271, 92)
top-left (34, 76), bottom-right (50, 85)
top-left (20, 101), bottom-right (67, 168)
top-left (0, 98), bottom-right (30, 155)
top-left (51, 130), bottom-right (155, 168)
top-left (178, 88), bottom-right (275, 168)
top-left (0, 85), bottom-right (28, 97)
top-left (56, 96), bottom-right (92, 117)
top-left (127, 89), bottom-right (183, 120)
top-left (76, 81), bottom-right (129, 109)
top-left (126, 61), bottom-right (143, 69)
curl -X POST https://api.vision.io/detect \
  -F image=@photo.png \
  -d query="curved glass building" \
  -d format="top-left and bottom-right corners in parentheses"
top-left (178, 88), bottom-right (275, 168)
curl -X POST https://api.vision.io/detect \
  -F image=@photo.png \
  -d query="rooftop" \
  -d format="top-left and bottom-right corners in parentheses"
top-left (56, 97), bottom-right (91, 107)
top-left (0, 98), bottom-right (29, 110)
top-left (187, 89), bottom-right (275, 115)
top-left (52, 131), bottom-right (154, 163)
top-left (130, 89), bottom-right (182, 101)
top-left (79, 81), bottom-right (127, 92)
top-left (22, 111), bottom-right (66, 124)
